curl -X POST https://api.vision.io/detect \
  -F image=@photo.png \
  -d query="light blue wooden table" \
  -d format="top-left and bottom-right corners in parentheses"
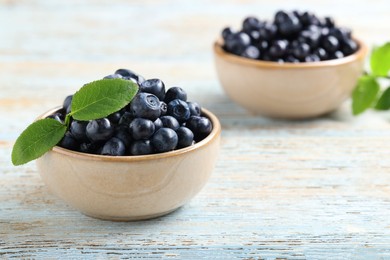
top-left (1, 0), bottom-right (390, 259)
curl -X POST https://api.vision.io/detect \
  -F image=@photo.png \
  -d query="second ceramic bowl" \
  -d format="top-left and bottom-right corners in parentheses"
top-left (213, 39), bottom-right (367, 119)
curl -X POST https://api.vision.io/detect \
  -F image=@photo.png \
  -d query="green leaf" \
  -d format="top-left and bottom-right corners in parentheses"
top-left (11, 119), bottom-right (67, 166)
top-left (352, 76), bottom-right (380, 115)
top-left (70, 78), bottom-right (138, 121)
top-left (375, 87), bottom-right (390, 110)
top-left (370, 42), bottom-right (390, 77)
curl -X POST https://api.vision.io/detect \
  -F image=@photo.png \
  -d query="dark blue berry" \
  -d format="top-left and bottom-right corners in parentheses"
top-left (292, 10), bottom-right (302, 19)
top-left (133, 74), bottom-right (145, 85)
top-left (285, 55), bottom-right (300, 63)
top-left (320, 27), bottom-right (330, 39)
top-left (164, 87), bottom-right (187, 103)
top-left (104, 74), bottom-right (122, 79)
top-left (305, 54), bottom-right (320, 62)
top-left (262, 53), bottom-right (272, 61)
top-left (293, 42), bottom-right (310, 60)
top-left (59, 132), bottom-right (78, 151)
top-left (186, 116), bottom-right (212, 141)
top-left (86, 118), bottom-right (114, 142)
top-left (222, 27), bottom-right (234, 40)
top-left (274, 10), bottom-right (290, 25)
top-left (140, 79), bottom-right (166, 100)
top-left (299, 12), bottom-right (320, 27)
top-left (154, 118), bottom-right (163, 130)
top-left (324, 17), bottom-right (335, 28)
top-left (257, 40), bottom-right (269, 51)
top-left (269, 40), bottom-right (288, 58)
top-left (114, 68), bottom-right (133, 76)
top-left (107, 111), bottom-right (122, 125)
top-left (57, 108), bottom-right (66, 116)
top-left (118, 112), bottom-right (133, 126)
top-left (151, 128), bottom-right (178, 153)
top-left (299, 12), bottom-right (312, 26)
top-left (329, 50), bottom-right (344, 60)
top-left (160, 101), bottom-right (168, 116)
top-left (187, 102), bottom-right (201, 116)
top-left (298, 30), bottom-right (320, 49)
top-left (342, 39), bottom-right (358, 56)
top-left (308, 25), bottom-right (322, 34)
top-left (289, 39), bottom-right (300, 49)
top-left (115, 68), bottom-right (145, 85)
top-left (249, 31), bottom-right (261, 42)
top-left (63, 95), bottom-right (73, 114)
top-left (314, 48), bottom-right (328, 60)
top-left (277, 13), bottom-right (302, 37)
top-left (322, 35), bottom-right (339, 53)
top-left (167, 99), bottom-right (191, 122)
top-left (79, 142), bottom-right (102, 154)
top-left (258, 23), bottom-right (277, 41)
top-left (113, 125), bottom-right (132, 147)
top-left (129, 118), bottom-right (155, 140)
top-left (123, 77), bottom-right (138, 85)
top-left (242, 46), bottom-right (260, 59)
top-left (70, 120), bottom-right (88, 141)
top-left (176, 127), bottom-right (194, 148)
top-left (129, 93), bottom-right (161, 121)
top-left (160, 116), bottom-right (180, 130)
top-left (224, 32), bottom-right (251, 55)
top-left (101, 137), bottom-right (126, 156)
top-left (243, 16), bottom-right (261, 32)
top-left (329, 27), bottom-right (351, 42)
top-left (47, 113), bottom-right (64, 123)
top-left (130, 140), bottom-right (153, 155)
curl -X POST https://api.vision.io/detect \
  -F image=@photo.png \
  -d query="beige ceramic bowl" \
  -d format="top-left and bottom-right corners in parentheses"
top-left (213, 39), bottom-right (367, 119)
top-left (36, 107), bottom-right (221, 221)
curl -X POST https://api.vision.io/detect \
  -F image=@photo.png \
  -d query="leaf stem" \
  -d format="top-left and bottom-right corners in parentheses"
top-left (65, 114), bottom-right (71, 128)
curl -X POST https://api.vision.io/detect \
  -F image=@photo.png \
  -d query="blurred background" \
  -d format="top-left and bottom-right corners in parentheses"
top-left (0, 0), bottom-right (389, 137)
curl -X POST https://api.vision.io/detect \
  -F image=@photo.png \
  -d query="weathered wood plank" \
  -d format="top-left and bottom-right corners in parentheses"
top-left (1, 0), bottom-right (390, 259)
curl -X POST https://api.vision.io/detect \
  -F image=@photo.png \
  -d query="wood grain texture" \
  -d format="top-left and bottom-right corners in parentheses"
top-left (1, 0), bottom-right (390, 259)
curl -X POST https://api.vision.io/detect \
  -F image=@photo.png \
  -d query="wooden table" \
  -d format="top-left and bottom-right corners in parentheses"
top-left (1, 0), bottom-right (390, 259)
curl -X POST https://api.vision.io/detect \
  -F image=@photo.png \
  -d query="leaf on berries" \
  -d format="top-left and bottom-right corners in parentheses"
top-left (70, 79), bottom-right (138, 121)
top-left (11, 119), bottom-right (67, 166)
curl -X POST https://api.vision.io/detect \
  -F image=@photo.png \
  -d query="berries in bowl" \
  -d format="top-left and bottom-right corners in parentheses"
top-left (213, 10), bottom-right (367, 119)
top-left (12, 69), bottom-right (221, 221)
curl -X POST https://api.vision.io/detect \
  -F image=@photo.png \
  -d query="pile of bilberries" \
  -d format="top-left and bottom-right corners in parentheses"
top-left (221, 10), bottom-right (359, 62)
top-left (48, 69), bottom-right (212, 156)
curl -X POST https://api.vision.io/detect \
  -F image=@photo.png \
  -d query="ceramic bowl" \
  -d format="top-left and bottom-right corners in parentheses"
top-left (36, 107), bottom-right (221, 221)
top-left (213, 39), bottom-right (367, 119)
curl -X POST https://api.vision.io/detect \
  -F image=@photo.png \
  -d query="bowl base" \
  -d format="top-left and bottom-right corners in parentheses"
top-left (80, 207), bottom-right (181, 222)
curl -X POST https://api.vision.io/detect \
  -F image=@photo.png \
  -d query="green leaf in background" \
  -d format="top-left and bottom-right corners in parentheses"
top-left (70, 78), bottom-right (138, 121)
top-left (370, 42), bottom-right (390, 77)
top-left (352, 76), bottom-right (380, 115)
top-left (11, 119), bottom-right (67, 166)
top-left (375, 86), bottom-right (390, 110)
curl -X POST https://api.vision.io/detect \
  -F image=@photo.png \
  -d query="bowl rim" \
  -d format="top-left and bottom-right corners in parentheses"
top-left (213, 37), bottom-right (367, 69)
top-left (39, 107), bottom-right (221, 162)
